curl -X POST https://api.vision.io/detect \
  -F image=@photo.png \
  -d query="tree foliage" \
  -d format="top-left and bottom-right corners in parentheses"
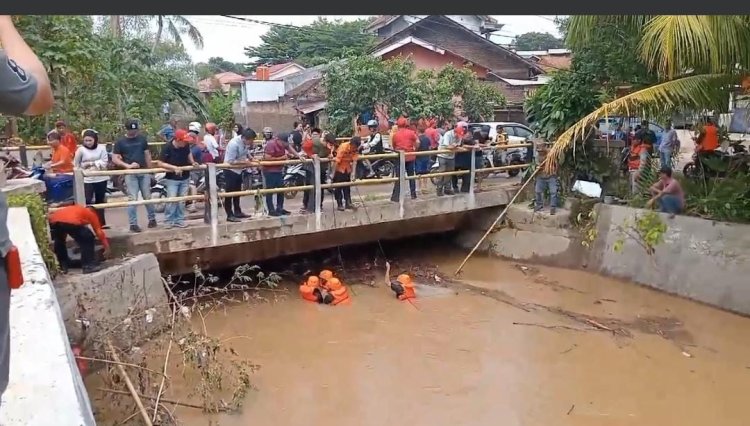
top-left (244, 18), bottom-right (375, 68)
top-left (512, 32), bottom-right (564, 51)
top-left (324, 56), bottom-right (505, 136)
top-left (8, 15), bottom-right (206, 143)
top-left (206, 92), bottom-right (239, 131)
top-left (195, 57), bottom-right (248, 80)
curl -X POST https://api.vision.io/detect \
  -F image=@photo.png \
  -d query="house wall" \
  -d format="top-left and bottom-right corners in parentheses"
top-left (382, 43), bottom-right (489, 78)
top-left (243, 80), bottom-right (286, 102)
top-left (243, 100), bottom-right (299, 131)
top-left (270, 65), bottom-right (305, 81)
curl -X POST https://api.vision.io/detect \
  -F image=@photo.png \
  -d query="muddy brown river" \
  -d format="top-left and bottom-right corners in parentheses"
top-left (87, 247), bottom-right (750, 425)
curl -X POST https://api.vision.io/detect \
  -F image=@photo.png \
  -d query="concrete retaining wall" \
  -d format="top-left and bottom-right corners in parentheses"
top-left (457, 203), bottom-right (750, 315)
top-left (55, 254), bottom-right (170, 353)
top-left (0, 208), bottom-right (95, 425)
top-left (589, 204), bottom-right (750, 315)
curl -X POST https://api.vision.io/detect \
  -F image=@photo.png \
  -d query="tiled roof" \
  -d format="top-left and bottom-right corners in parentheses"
top-left (197, 72), bottom-right (246, 92)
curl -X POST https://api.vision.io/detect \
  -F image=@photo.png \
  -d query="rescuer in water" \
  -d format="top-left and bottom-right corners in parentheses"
top-left (384, 261), bottom-right (416, 301)
top-left (299, 275), bottom-right (333, 304)
top-left (326, 277), bottom-right (351, 305)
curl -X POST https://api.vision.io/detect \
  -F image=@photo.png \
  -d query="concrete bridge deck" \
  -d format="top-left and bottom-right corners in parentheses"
top-left (110, 181), bottom-right (518, 275)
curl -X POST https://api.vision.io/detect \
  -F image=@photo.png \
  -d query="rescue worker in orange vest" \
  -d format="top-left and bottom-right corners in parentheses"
top-left (299, 275), bottom-right (333, 304)
top-left (695, 118), bottom-right (720, 153)
top-left (627, 138), bottom-right (650, 193)
top-left (326, 277), bottom-right (351, 305)
top-left (384, 261), bottom-right (416, 300)
top-left (319, 269), bottom-right (334, 289)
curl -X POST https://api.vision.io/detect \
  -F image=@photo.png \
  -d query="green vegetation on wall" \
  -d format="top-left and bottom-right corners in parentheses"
top-left (7, 193), bottom-right (58, 275)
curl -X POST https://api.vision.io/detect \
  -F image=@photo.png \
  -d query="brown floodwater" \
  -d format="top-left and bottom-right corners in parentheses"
top-left (88, 245), bottom-right (750, 426)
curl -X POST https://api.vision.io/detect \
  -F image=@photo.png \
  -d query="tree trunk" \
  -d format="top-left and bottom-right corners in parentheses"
top-left (109, 16), bottom-right (121, 37)
top-left (152, 16), bottom-right (163, 54)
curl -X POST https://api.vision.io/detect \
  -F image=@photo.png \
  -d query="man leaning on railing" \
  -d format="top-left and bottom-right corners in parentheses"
top-left (112, 119), bottom-right (157, 233)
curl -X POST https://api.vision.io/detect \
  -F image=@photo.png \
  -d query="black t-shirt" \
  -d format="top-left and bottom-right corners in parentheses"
top-left (113, 135), bottom-right (149, 168)
top-left (417, 134), bottom-right (431, 151)
top-left (291, 130), bottom-right (303, 150)
top-left (160, 141), bottom-right (192, 180)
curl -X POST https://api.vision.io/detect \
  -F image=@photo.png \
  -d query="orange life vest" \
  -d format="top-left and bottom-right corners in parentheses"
top-left (300, 276), bottom-right (331, 303)
top-left (319, 269), bottom-right (334, 289)
top-left (628, 144), bottom-right (646, 170)
top-left (326, 278), bottom-right (350, 305)
top-left (390, 274), bottom-right (416, 300)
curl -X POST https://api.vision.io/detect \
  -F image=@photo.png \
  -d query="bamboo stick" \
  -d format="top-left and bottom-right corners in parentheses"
top-left (106, 339), bottom-right (153, 426)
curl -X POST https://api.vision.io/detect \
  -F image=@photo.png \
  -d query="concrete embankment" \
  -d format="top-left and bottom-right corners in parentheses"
top-left (458, 203), bottom-right (750, 316)
top-left (0, 207), bottom-right (95, 425)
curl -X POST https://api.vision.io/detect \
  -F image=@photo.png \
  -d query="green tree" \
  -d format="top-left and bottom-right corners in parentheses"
top-left (513, 32), bottom-right (564, 51)
top-left (245, 18), bottom-right (375, 67)
top-left (206, 92), bottom-right (239, 131)
top-left (152, 15), bottom-right (204, 52)
top-left (544, 15), bottom-right (743, 173)
top-left (195, 57), bottom-right (248, 79)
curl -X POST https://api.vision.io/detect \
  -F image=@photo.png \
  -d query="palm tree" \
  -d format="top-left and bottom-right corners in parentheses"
top-left (153, 15), bottom-right (204, 53)
top-left (545, 15), bottom-right (750, 173)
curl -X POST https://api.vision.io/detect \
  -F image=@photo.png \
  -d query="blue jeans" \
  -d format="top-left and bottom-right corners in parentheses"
top-left (658, 194), bottom-right (682, 214)
top-left (535, 175), bottom-right (559, 210)
top-left (263, 171), bottom-right (284, 213)
top-left (164, 178), bottom-right (189, 225)
top-left (125, 174), bottom-right (156, 226)
top-left (659, 149), bottom-right (673, 167)
top-left (391, 161), bottom-right (417, 201)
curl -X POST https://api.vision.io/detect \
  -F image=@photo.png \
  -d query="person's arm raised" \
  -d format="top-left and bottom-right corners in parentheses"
top-left (0, 16), bottom-right (53, 115)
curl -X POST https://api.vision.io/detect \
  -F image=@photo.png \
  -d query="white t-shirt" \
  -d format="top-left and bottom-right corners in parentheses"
top-left (203, 134), bottom-right (219, 158)
top-left (73, 145), bottom-right (109, 183)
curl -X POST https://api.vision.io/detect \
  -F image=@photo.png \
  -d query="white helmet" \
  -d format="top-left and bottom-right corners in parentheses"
top-left (367, 119), bottom-right (378, 127)
top-left (188, 122), bottom-right (201, 133)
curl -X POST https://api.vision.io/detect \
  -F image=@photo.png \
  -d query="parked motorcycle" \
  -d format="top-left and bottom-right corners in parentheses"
top-left (683, 142), bottom-right (750, 180)
top-left (357, 146), bottom-right (395, 179)
top-left (283, 162), bottom-right (306, 199)
top-left (0, 154), bottom-right (32, 179)
top-left (150, 172), bottom-right (169, 213)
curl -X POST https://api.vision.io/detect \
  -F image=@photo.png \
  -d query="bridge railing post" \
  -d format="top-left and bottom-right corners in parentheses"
top-left (469, 146), bottom-right (477, 208)
top-left (19, 144), bottom-right (28, 168)
top-left (398, 151), bottom-right (406, 219)
top-left (73, 167), bottom-right (86, 206)
top-left (313, 155), bottom-right (322, 231)
top-left (205, 164), bottom-right (220, 241)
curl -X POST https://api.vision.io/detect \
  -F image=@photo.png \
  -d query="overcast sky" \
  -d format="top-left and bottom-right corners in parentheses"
top-left (184, 15), bottom-right (563, 63)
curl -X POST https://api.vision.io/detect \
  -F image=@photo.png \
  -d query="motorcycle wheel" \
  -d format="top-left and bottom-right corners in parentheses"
top-left (152, 189), bottom-right (168, 214)
top-left (283, 179), bottom-right (299, 199)
top-left (378, 161), bottom-right (394, 178)
top-left (682, 162), bottom-right (702, 180)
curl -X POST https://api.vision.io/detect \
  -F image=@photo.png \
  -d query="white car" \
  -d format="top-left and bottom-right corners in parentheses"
top-left (468, 122), bottom-right (535, 144)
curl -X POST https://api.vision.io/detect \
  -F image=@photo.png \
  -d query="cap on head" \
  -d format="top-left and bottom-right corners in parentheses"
top-left (396, 117), bottom-right (407, 128)
top-left (125, 119), bottom-right (139, 131)
top-left (327, 278), bottom-right (342, 290)
top-left (263, 126), bottom-right (273, 133)
top-left (277, 132), bottom-right (291, 144)
top-left (456, 121), bottom-right (468, 129)
top-left (54, 120), bottom-right (66, 128)
top-left (174, 129), bottom-right (193, 142)
top-left (306, 276), bottom-right (321, 287)
top-left (319, 270), bottom-right (334, 281)
top-left (367, 119), bottom-right (378, 128)
top-left (397, 274), bottom-right (413, 287)
top-left (46, 130), bottom-right (61, 141)
top-left (188, 122), bottom-right (201, 133)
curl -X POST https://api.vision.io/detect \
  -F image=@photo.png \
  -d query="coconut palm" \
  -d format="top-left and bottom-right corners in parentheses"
top-left (545, 15), bottom-right (750, 172)
top-left (153, 15), bottom-right (204, 52)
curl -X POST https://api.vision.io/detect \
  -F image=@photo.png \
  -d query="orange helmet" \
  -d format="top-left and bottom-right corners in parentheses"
top-left (319, 270), bottom-right (334, 281)
top-left (205, 122), bottom-right (217, 134)
top-left (327, 278), bottom-right (342, 290)
top-left (305, 276), bottom-right (320, 288)
top-left (397, 274), bottom-right (413, 288)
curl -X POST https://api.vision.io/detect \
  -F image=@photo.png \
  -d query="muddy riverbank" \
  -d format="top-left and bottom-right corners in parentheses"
top-left (86, 238), bottom-right (750, 425)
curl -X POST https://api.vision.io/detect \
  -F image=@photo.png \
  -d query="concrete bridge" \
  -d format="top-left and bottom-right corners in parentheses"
top-left (110, 182), bottom-right (518, 275)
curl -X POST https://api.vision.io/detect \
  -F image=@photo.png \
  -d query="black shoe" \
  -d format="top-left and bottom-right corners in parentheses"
top-left (102, 225), bottom-right (110, 230)
top-left (278, 209), bottom-right (291, 216)
top-left (269, 210), bottom-right (281, 217)
top-left (59, 264), bottom-right (69, 275)
top-left (82, 264), bottom-right (104, 274)
top-left (411, 194), bottom-right (417, 200)
top-left (390, 198), bottom-right (398, 203)
top-left (345, 204), bottom-right (356, 210)
top-left (444, 190), bottom-right (455, 196)
top-left (130, 225), bottom-right (142, 233)
top-left (336, 205), bottom-right (345, 211)
top-left (235, 212), bottom-right (251, 219)
top-left (147, 219), bottom-right (157, 229)
top-left (550, 207), bottom-right (557, 215)
top-left (227, 215), bottom-right (241, 223)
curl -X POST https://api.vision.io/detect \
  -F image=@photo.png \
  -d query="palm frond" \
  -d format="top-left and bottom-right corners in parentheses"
top-left (170, 15), bottom-right (204, 49)
top-left (566, 15), bottom-right (652, 47)
top-left (544, 73), bottom-right (737, 174)
top-left (640, 15), bottom-right (750, 79)
top-left (165, 18), bottom-right (183, 47)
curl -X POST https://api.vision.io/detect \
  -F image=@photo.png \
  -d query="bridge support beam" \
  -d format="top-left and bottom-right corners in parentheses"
top-left (313, 155), bottom-right (322, 231)
top-left (398, 151), bottom-right (406, 219)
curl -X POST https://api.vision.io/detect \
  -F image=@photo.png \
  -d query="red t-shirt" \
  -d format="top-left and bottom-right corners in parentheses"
top-left (392, 128), bottom-right (418, 162)
top-left (424, 127), bottom-right (440, 149)
top-left (263, 139), bottom-right (286, 172)
top-left (61, 133), bottom-right (78, 154)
